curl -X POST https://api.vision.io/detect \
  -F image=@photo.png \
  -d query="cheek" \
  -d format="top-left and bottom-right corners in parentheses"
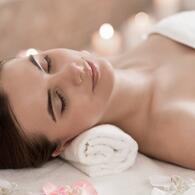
top-left (71, 102), bottom-right (101, 129)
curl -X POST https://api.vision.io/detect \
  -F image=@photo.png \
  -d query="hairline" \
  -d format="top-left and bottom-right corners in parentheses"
top-left (0, 57), bottom-right (30, 140)
top-left (0, 58), bottom-right (61, 145)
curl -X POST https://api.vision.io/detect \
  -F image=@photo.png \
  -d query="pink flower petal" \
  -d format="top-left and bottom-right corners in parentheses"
top-left (55, 186), bottom-right (67, 195)
top-left (72, 180), bottom-right (98, 195)
top-left (42, 182), bottom-right (58, 195)
top-left (42, 180), bottom-right (97, 195)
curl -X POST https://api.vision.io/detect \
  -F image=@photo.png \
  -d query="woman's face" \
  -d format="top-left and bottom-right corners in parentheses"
top-left (1, 48), bottom-right (115, 146)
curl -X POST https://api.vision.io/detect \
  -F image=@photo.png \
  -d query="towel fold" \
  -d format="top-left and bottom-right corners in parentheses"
top-left (148, 11), bottom-right (195, 49)
top-left (60, 124), bottom-right (138, 177)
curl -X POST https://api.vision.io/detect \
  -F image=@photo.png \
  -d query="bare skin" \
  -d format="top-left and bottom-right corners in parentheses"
top-left (110, 33), bottom-right (195, 170)
top-left (1, 33), bottom-right (195, 169)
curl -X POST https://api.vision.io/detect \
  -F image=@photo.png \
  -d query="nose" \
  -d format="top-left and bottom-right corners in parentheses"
top-left (70, 63), bottom-right (85, 85)
top-left (47, 62), bottom-right (85, 89)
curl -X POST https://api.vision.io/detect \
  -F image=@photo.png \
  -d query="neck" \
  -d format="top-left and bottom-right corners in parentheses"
top-left (97, 64), bottom-right (153, 132)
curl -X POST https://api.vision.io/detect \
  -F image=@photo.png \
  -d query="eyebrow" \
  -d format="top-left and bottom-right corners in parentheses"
top-left (28, 55), bottom-right (56, 123)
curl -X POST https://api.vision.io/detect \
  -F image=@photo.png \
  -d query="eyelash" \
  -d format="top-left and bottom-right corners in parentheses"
top-left (44, 55), bottom-right (66, 114)
top-left (44, 55), bottom-right (52, 73)
top-left (56, 90), bottom-right (66, 114)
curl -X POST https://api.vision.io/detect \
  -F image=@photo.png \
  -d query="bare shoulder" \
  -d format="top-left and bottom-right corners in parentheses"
top-left (107, 33), bottom-right (194, 70)
top-left (144, 102), bottom-right (195, 170)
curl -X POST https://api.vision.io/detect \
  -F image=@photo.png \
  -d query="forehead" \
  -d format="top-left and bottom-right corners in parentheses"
top-left (1, 57), bottom-right (39, 94)
top-left (0, 56), bottom-right (52, 138)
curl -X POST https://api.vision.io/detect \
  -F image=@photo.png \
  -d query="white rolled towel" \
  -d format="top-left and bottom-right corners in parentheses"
top-left (60, 124), bottom-right (138, 177)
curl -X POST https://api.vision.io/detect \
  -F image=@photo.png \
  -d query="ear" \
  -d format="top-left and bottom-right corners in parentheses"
top-left (51, 140), bottom-right (67, 157)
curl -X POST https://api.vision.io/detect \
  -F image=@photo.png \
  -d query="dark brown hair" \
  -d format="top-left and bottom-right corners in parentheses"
top-left (0, 59), bottom-right (58, 169)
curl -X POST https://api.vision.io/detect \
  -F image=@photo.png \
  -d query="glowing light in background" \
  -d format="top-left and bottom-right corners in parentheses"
top-left (17, 48), bottom-right (39, 57)
top-left (25, 48), bottom-right (38, 56)
top-left (125, 11), bottom-right (155, 48)
top-left (134, 12), bottom-right (151, 27)
top-left (99, 23), bottom-right (114, 40)
top-left (91, 23), bottom-right (122, 56)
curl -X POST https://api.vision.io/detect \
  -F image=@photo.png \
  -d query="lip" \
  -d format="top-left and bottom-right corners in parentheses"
top-left (82, 57), bottom-right (100, 91)
top-left (85, 60), bottom-right (99, 92)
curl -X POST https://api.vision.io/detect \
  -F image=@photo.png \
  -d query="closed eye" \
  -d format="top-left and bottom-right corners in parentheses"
top-left (44, 55), bottom-right (52, 73)
top-left (56, 90), bottom-right (66, 114)
top-left (28, 54), bottom-right (57, 122)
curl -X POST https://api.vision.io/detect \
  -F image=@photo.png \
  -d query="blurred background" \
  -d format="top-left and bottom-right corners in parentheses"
top-left (0, 0), bottom-right (194, 59)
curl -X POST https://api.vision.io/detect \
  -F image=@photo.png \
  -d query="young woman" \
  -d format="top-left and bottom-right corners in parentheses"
top-left (1, 11), bottom-right (195, 169)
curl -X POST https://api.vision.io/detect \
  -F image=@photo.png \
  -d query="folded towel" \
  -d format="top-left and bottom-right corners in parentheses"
top-left (60, 124), bottom-right (138, 177)
top-left (148, 11), bottom-right (195, 49)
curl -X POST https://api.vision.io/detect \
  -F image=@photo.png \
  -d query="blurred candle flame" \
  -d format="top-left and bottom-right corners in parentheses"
top-left (134, 12), bottom-right (151, 27)
top-left (17, 48), bottom-right (39, 57)
top-left (125, 12), bottom-right (155, 48)
top-left (25, 48), bottom-right (38, 56)
top-left (99, 23), bottom-right (114, 40)
top-left (92, 23), bottom-right (121, 56)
